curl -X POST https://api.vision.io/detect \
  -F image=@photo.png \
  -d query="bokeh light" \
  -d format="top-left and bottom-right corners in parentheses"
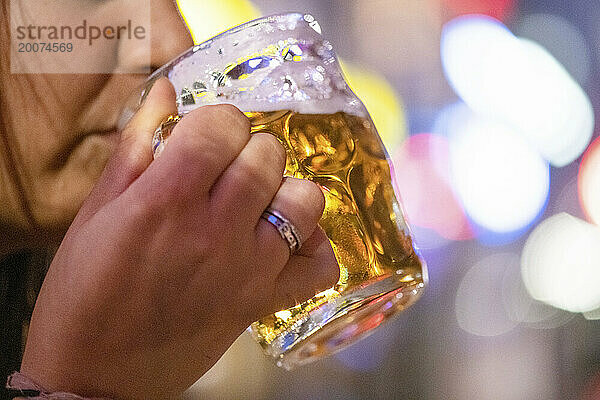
top-left (334, 322), bottom-right (396, 372)
top-left (515, 13), bottom-right (592, 86)
top-left (579, 136), bottom-right (600, 225)
top-left (521, 213), bottom-right (600, 313)
top-left (341, 60), bottom-right (407, 154)
top-left (441, 103), bottom-right (549, 235)
top-left (392, 133), bottom-right (472, 243)
top-left (447, 333), bottom-right (559, 400)
top-left (176, 0), bottom-right (260, 44)
top-left (441, 15), bottom-right (594, 167)
top-left (408, 225), bottom-right (450, 251)
top-left (502, 252), bottom-right (575, 329)
top-left (584, 308), bottom-right (600, 321)
top-left (455, 253), bottom-right (520, 336)
top-left (442, 0), bottom-right (514, 21)
top-left (187, 332), bottom-right (270, 398)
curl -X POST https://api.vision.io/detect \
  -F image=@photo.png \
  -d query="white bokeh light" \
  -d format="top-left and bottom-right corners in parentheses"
top-left (446, 104), bottom-right (549, 233)
top-left (583, 308), bottom-right (600, 321)
top-left (187, 332), bottom-right (269, 398)
top-left (515, 13), bottom-right (592, 85)
top-left (502, 252), bottom-right (575, 329)
top-left (521, 213), bottom-right (600, 313)
top-left (441, 15), bottom-right (594, 167)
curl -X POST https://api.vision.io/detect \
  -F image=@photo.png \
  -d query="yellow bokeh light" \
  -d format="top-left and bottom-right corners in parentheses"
top-left (176, 0), bottom-right (260, 44)
top-left (340, 60), bottom-right (408, 153)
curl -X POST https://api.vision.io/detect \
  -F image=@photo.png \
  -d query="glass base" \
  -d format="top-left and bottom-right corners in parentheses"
top-left (250, 273), bottom-right (425, 370)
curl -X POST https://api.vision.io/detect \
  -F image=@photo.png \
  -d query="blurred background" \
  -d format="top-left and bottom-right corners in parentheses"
top-left (176, 1), bottom-right (600, 399)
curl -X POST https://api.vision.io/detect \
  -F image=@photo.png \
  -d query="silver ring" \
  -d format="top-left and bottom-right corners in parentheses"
top-left (260, 208), bottom-right (302, 255)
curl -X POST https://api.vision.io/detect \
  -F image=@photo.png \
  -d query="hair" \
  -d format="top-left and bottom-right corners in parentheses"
top-left (0, 2), bottom-right (51, 395)
top-left (0, 0), bottom-right (38, 230)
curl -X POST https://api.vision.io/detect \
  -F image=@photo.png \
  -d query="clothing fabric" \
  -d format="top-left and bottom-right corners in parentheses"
top-left (6, 372), bottom-right (111, 400)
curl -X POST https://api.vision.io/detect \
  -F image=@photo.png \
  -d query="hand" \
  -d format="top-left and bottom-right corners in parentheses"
top-left (20, 79), bottom-right (339, 399)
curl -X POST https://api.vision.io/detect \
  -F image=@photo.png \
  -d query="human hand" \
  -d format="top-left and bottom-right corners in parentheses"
top-left (20, 78), bottom-right (339, 399)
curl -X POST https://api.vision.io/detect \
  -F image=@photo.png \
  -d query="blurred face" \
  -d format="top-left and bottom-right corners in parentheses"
top-left (0, 0), bottom-right (192, 250)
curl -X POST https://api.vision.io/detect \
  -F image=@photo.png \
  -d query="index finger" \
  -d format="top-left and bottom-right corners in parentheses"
top-left (132, 104), bottom-right (251, 204)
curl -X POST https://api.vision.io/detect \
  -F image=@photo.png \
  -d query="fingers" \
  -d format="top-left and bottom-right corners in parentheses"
top-left (76, 78), bottom-right (177, 223)
top-left (255, 177), bottom-right (326, 266)
top-left (254, 178), bottom-right (339, 312)
top-left (135, 104), bottom-right (251, 204)
top-left (272, 226), bottom-right (340, 310)
top-left (210, 133), bottom-right (287, 230)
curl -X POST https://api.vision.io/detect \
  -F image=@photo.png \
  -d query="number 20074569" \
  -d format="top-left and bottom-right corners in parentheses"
top-left (17, 42), bottom-right (73, 52)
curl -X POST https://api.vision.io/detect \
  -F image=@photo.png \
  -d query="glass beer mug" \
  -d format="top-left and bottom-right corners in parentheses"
top-left (128, 13), bottom-right (426, 369)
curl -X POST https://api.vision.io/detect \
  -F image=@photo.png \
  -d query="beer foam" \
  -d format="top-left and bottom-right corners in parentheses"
top-left (177, 89), bottom-right (367, 116)
top-left (148, 13), bottom-right (367, 117)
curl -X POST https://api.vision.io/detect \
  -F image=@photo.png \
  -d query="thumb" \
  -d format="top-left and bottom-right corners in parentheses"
top-left (76, 78), bottom-right (177, 223)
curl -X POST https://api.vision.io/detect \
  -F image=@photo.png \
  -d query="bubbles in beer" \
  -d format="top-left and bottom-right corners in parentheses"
top-left (245, 110), bottom-right (424, 353)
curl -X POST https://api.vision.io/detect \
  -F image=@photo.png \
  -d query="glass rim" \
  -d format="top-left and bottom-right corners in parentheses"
top-left (146, 12), bottom-right (316, 86)
top-left (135, 10), bottom-right (369, 120)
top-left (119, 11), bottom-right (368, 132)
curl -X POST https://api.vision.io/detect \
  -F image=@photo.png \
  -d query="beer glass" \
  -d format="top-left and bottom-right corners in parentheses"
top-left (130, 13), bottom-right (426, 369)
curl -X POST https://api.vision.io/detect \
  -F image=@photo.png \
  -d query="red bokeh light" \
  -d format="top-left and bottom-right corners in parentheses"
top-left (392, 133), bottom-right (473, 241)
top-left (442, 0), bottom-right (515, 21)
top-left (578, 135), bottom-right (600, 225)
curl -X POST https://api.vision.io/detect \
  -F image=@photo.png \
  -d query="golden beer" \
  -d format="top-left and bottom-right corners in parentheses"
top-left (245, 110), bottom-right (424, 366)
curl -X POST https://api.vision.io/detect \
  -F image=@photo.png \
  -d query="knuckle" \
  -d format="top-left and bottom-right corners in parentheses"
top-left (171, 131), bottom-right (209, 164)
top-left (169, 123), bottom-right (219, 167)
top-left (215, 104), bottom-right (251, 130)
top-left (175, 105), bottom-right (250, 157)
top-left (297, 180), bottom-right (326, 216)
top-left (233, 159), bottom-right (262, 183)
top-left (235, 159), bottom-right (275, 195)
top-left (258, 134), bottom-right (286, 169)
top-left (129, 193), bottom-right (162, 225)
top-left (198, 104), bottom-right (250, 133)
top-left (173, 109), bottom-right (211, 142)
top-left (227, 135), bottom-right (285, 195)
top-left (153, 148), bottom-right (213, 205)
top-left (167, 136), bottom-right (200, 168)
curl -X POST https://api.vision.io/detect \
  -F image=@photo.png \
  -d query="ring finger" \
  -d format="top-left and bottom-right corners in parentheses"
top-left (255, 177), bottom-right (326, 266)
